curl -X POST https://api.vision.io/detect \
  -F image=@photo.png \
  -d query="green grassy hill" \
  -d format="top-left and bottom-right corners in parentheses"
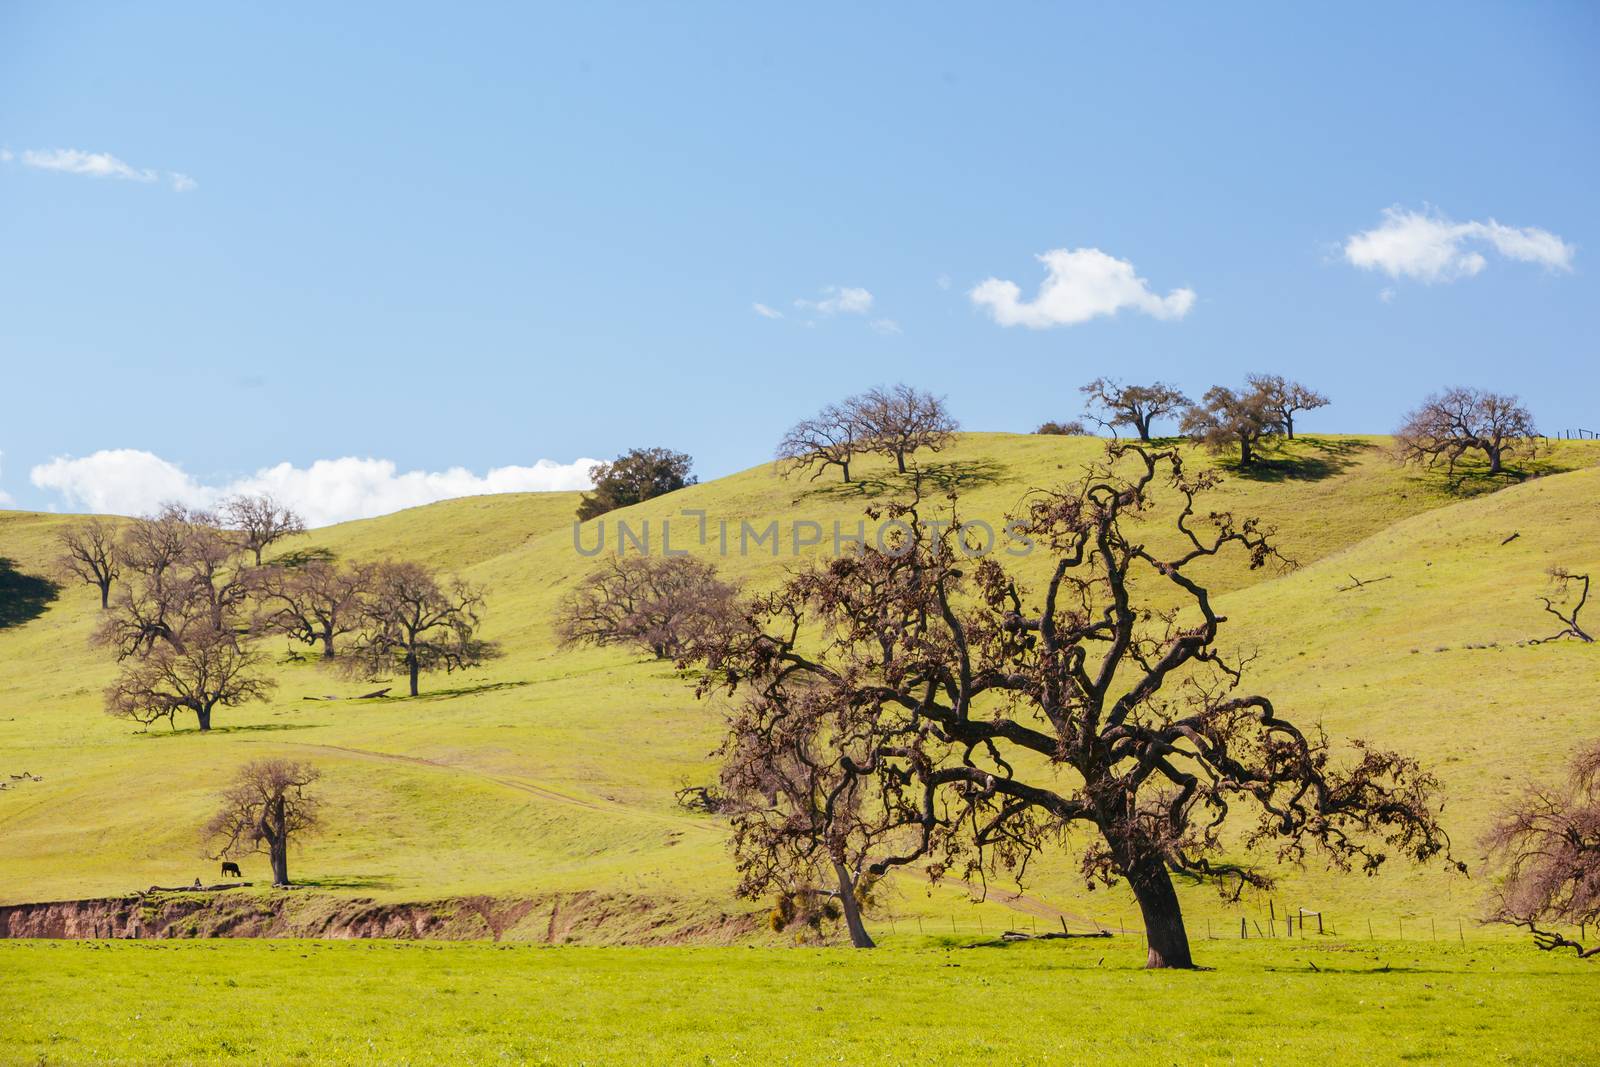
top-left (2, 433), bottom-right (1597, 942)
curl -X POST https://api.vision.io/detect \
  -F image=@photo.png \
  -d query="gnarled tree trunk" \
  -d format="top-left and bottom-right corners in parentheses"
top-left (1124, 849), bottom-right (1193, 969)
top-left (832, 861), bottom-right (875, 949)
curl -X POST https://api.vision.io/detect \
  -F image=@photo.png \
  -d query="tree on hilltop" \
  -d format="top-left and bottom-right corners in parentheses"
top-left (854, 384), bottom-right (959, 473)
top-left (777, 403), bottom-right (864, 483)
top-left (1080, 378), bottom-right (1190, 442)
top-left (1247, 374), bottom-right (1329, 439)
top-left (577, 448), bottom-right (696, 522)
top-left (1395, 387), bottom-right (1536, 478)
top-left (687, 444), bottom-right (1455, 968)
top-left (1181, 382), bottom-right (1279, 466)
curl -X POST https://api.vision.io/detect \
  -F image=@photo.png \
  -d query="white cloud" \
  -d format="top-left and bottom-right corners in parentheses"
top-left (22, 148), bottom-right (157, 182)
top-left (30, 450), bottom-right (601, 528)
top-left (0, 148), bottom-right (12, 163)
top-left (0, 452), bottom-right (14, 506)
top-left (795, 285), bottom-right (874, 315)
top-left (970, 248), bottom-right (1196, 328)
top-left (1342, 206), bottom-right (1574, 283)
top-left (752, 302), bottom-right (784, 319)
top-left (16, 148), bottom-right (195, 192)
top-left (869, 318), bottom-right (902, 335)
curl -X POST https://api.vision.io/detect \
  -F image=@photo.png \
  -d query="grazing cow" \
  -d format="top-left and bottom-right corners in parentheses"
top-left (221, 861), bottom-right (242, 878)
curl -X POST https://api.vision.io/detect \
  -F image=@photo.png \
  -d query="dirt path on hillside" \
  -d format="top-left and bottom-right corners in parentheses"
top-left (248, 739), bottom-right (721, 837)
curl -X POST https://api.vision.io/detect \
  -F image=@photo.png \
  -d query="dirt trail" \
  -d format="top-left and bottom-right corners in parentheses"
top-left (252, 739), bottom-right (721, 837)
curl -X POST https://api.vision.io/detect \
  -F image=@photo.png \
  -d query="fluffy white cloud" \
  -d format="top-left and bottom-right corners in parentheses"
top-left (752, 302), bottom-right (784, 319)
top-left (30, 450), bottom-right (600, 528)
top-left (795, 286), bottom-right (874, 315)
top-left (969, 248), bottom-right (1196, 328)
top-left (15, 148), bottom-right (196, 192)
top-left (1342, 207), bottom-right (1574, 283)
top-left (0, 452), bottom-right (14, 506)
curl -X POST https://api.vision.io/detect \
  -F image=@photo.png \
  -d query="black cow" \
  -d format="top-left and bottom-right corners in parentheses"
top-left (220, 861), bottom-right (242, 878)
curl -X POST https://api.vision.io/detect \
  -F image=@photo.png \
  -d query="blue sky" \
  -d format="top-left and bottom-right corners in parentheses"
top-left (2, 2), bottom-right (1596, 521)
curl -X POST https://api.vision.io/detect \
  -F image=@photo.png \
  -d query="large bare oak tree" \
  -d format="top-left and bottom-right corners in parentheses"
top-left (690, 445), bottom-right (1454, 968)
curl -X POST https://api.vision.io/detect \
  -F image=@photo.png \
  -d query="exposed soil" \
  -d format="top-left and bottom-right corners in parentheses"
top-left (0, 889), bottom-right (759, 944)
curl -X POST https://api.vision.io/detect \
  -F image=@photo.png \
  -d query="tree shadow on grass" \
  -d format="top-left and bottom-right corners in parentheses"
top-left (1412, 451), bottom-right (1586, 499)
top-left (292, 875), bottom-right (399, 891)
top-left (134, 722), bottom-right (328, 739)
top-left (0, 557), bottom-right (59, 629)
top-left (411, 679), bottom-right (533, 701)
top-left (1226, 437), bottom-right (1372, 484)
top-left (792, 459), bottom-right (1011, 503)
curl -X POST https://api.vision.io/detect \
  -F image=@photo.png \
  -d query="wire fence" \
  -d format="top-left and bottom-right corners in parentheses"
top-left (874, 908), bottom-right (1503, 943)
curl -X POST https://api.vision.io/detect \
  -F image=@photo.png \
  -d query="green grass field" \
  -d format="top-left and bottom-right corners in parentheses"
top-left (3, 938), bottom-right (1595, 1065)
top-left (2, 432), bottom-right (1598, 943)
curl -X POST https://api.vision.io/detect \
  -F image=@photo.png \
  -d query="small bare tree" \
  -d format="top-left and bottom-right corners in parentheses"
top-left (254, 559), bottom-right (371, 658)
top-left (558, 555), bottom-right (738, 660)
top-left (1080, 378), bottom-right (1190, 442)
top-left (1395, 388), bottom-right (1536, 478)
top-left (855, 384), bottom-right (959, 473)
top-left (1533, 569), bottom-right (1592, 643)
top-left (205, 759), bottom-right (321, 887)
top-left (346, 561), bottom-right (499, 696)
top-left (55, 518), bottom-right (121, 609)
top-left (1181, 383), bottom-right (1278, 466)
top-left (1486, 741), bottom-right (1600, 958)
top-left (105, 623), bottom-right (275, 732)
top-left (1247, 374), bottom-right (1329, 439)
top-left (777, 403), bottom-right (864, 483)
top-left (716, 688), bottom-right (888, 948)
top-left (221, 494), bottom-right (306, 566)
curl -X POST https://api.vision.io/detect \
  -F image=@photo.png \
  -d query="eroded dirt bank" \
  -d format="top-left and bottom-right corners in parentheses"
top-left (0, 890), bottom-right (757, 943)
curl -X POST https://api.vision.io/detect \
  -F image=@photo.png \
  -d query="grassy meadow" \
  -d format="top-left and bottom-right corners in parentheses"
top-left (2, 431), bottom-right (1599, 945)
top-left (3, 937), bottom-right (1596, 1065)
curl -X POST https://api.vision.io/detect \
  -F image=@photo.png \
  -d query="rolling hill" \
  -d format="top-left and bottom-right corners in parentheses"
top-left (2, 432), bottom-right (1597, 943)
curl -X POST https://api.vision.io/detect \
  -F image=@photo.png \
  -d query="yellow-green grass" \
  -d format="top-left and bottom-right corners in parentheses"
top-left (1, 938), bottom-right (1594, 1065)
top-left (1, 433), bottom-right (1597, 942)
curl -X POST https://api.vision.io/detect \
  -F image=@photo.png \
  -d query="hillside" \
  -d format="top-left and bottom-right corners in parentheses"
top-left (2, 432), bottom-right (1597, 942)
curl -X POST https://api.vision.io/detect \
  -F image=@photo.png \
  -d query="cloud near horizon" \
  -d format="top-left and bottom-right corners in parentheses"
top-left (969, 248), bottom-right (1196, 328)
top-left (15, 148), bottom-right (196, 192)
top-left (1342, 206), bottom-right (1573, 284)
top-left (29, 450), bottom-right (601, 527)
